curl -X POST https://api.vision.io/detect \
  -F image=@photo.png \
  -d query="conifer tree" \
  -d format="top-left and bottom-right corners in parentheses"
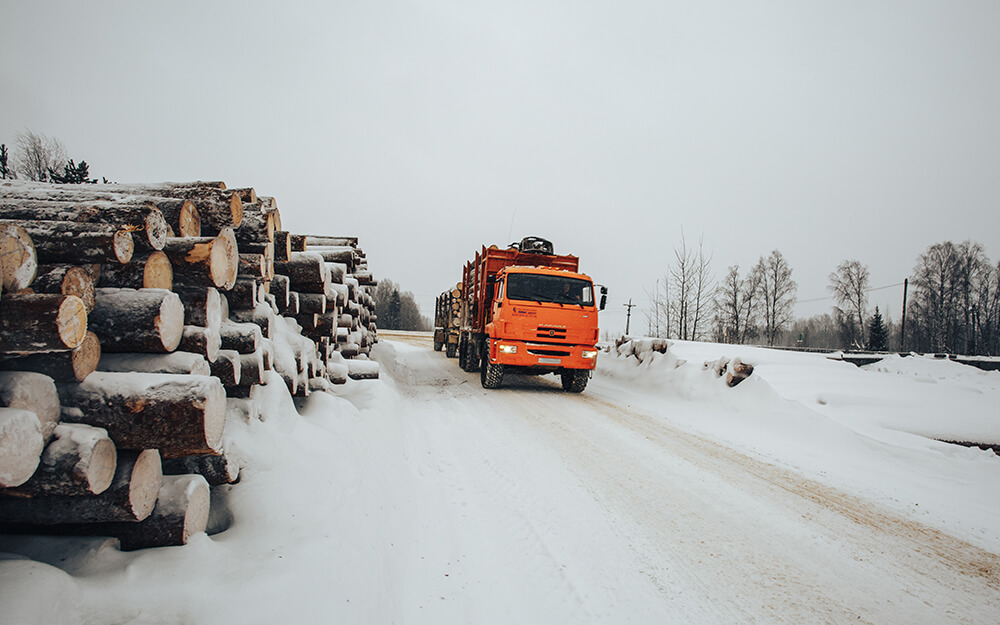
top-left (0, 144), bottom-right (11, 179)
top-left (867, 306), bottom-right (888, 351)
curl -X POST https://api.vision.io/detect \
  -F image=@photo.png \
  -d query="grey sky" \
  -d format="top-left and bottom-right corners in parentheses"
top-left (3, 1), bottom-right (998, 335)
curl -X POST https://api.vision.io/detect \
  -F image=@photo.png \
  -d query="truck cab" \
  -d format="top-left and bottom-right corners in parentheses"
top-left (481, 266), bottom-right (603, 391)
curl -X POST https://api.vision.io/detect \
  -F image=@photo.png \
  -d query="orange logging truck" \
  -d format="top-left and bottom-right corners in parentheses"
top-left (450, 236), bottom-right (606, 392)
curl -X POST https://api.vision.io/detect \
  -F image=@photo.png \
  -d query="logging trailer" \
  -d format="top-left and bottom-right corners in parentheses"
top-left (433, 284), bottom-right (461, 357)
top-left (448, 236), bottom-right (606, 392)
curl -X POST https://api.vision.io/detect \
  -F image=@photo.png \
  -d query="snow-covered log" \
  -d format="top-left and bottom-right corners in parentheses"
top-left (172, 286), bottom-right (222, 334)
top-left (347, 359), bottom-right (380, 380)
top-left (220, 321), bottom-right (262, 354)
top-left (272, 252), bottom-right (329, 294)
top-left (0, 330), bottom-right (101, 382)
top-left (0, 408), bottom-right (44, 488)
top-left (0, 293), bottom-right (88, 354)
top-left (97, 352), bottom-right (211, 376)
top-left (57, 373), bottom-right (226, 459)
top-left (163, 228), bottom-right (239, 290)
top-left (91, 474), bottom-right (210, 550)
top-left (209, 350), bottom-right (241, 387)
top-left (229, 305), bottom-right (275, 339)
top-left (2, 423), bottom-right (116, 497)
top-left (0, 223), bottom-right (37, 292)
top-left (97, 251), bottom-right (173, 290)
top-left (162, 448), bottom-right (240, 486)
top-left (89, 288), bottom-right (184, 353)
top-left (0, 371), bottom-right (61, 442)
top-left (0, 449), bottom-right (161, 524)
top-left (177, 325), bottom-right (221, 363)
top-left (0, 200), bottom-right (168, 252)
top-left (234, 201), bottom-right (276, 243)
top-left (0, 219), bottom-right (134, 265)
top-left (226, 279), bottom-right (259, 311)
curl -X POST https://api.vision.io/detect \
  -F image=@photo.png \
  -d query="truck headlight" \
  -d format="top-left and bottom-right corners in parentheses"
top-left (582, 350), bottom-right (598, 359)
top-left (498, 344), bottom-right (518, 354)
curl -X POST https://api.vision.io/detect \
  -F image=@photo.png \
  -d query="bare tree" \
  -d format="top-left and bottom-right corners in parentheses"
top-left (758, 250), bottom-right (797, 346)
top-left (828, 259), bottom-right (870, 349)
top-left (665, 233), bottom-right (713, 341)
top-left (13, 130), bottom-right (67, 182)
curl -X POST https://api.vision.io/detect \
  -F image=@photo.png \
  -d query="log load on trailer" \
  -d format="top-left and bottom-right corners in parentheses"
top-left (452, 236), bottom-right (606, 392)
top-left (434, 284), bottom-right (462, 357)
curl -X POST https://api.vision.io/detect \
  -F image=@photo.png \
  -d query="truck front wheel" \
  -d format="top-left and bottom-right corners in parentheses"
top-left (561, 369), bottom-right (589, 393)
top-left (481, 352), bottom-right (504, 389)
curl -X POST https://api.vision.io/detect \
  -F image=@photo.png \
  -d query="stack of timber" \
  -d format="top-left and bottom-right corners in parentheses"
top-left (0, 179), bottom-right (380, 550)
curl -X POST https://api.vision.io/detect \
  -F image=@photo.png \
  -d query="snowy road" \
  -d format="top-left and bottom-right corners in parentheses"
top-left (372, 332), bottom-right (1000, 624)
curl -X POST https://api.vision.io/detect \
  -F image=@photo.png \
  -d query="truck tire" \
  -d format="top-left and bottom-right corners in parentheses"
top-left (561, 369), bottom-right (589, 393)
top-left (445, 341), bottom-right (457, 358)
top-left (463, 337), bottom-right (480, 372)
top-left (434, 341), bottom-right (444, 352)
top-left (481, 358), bottom-right (504, 389)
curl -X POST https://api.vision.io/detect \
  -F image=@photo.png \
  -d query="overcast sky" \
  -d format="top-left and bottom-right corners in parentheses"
top-left (3, 1), bottom-right (998, 335)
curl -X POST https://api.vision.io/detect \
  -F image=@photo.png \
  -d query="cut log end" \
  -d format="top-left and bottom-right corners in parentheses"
top-left (113, 230), bottom-right (134, 264)
top-left (157, 291), bottom-right (185, 352)
top-left (178, 200), bottom-right (201, 238)
top-left (57, 295), bottom-right (89, 350)
top-left (144, 210), bottom-right (169, 251)
top-left (143, 251), bottom-right (174, 290)
top-left (0, 408), bottom-right (44, 487)
top-left (0, 224), bottom-right (37, 292)
top-left (129, 449), bottom-right (163, 521)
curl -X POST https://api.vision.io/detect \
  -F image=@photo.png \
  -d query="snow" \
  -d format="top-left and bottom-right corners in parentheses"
top-left (1, 333), bottom-right (999, 623)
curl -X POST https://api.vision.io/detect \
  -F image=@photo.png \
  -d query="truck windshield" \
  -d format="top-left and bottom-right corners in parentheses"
top-left (506, 274), bottom-right (594, 306)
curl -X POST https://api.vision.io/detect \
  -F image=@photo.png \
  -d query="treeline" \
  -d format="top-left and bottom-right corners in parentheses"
top-left (644, 237), bottom-right (1000, 356)
top-left (373, 279), bottom-right (431, 331)
top-left (1, 130), bottom-right (103, 183)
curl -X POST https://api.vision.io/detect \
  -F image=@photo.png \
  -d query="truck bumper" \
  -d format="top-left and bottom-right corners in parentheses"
top-left (489, 339), bottom-right (598, 371)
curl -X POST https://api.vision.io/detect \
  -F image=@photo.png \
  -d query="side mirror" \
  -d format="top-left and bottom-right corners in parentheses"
top-left (599, 286), bottom-right (608, 311)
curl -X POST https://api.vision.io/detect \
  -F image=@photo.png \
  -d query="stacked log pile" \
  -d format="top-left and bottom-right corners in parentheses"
top-left (0, 179), bottom-right (379, 550)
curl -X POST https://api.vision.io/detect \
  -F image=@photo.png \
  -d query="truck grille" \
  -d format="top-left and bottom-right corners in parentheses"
top-left (528, 348), bottom-right (571, 357)
top-left (536, 326), bottom-right (567, 339)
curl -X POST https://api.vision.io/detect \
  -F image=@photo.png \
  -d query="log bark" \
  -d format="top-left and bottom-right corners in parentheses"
top-left (0, 293), bottom-right (88, 354)
top-left (0, 408), bottom-right (44, 487)
top-left (97, 352), bottom-right (211, 376)
top-left (66, 183), bottom-right (239, 232)
top-left (301, 235), bottom-right (358, 248)
top-left (0, 331), bottom-right (100, 385)
top-left (171, 286), bottom-right (222, 334)
top-left (0, 223), bottom-right (37, 292)
top-left (57, 373), bottom-right (226, 458)
top-left (1, 423), bottom-right (116, 497)
top-left (269, 274), bottom-right (290, 311)
top-left (89, 288), bottom-right (184, 353)
top-left (0, 219), bottom-right (133, 265)
top-left (229, 305), bottom-right (275, 339)
top-left (0, 371), bottom-right (60, 442)
top-left (32, 264), bottom-right (97, 312)
top-left (95, 474), bottom-right (210, 550)
top-left (0, 449), bottom-right (161, 524)
top-left (177, 325), bottom-right (221, 363)
top-left (96, 251), bottom-right (174, 291)
top-left (163, 228), bottom-right (239, 290)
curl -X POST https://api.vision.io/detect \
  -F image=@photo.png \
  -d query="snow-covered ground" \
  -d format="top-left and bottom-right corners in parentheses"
top-left (2, 332), bottom-right (999, 624)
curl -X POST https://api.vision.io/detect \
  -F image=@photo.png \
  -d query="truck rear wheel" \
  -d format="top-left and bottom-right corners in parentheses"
top-left (561, 369), bottom-right (589, 393)
top-left (445, 341), bottom-right (457, 358)
top-left (434, 341), bottom-right (444, 352)
top-left (481, 358), bottom-right (504, 389)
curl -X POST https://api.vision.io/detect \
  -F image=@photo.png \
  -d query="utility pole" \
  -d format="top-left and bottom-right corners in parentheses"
top-left (900, 278), bottom-right (908, 352)
top-left (624, 298), bottom-right (635, 335)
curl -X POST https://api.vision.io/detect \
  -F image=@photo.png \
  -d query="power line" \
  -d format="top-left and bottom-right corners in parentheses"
top-left (798, 281), bottom-right (906, 304)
